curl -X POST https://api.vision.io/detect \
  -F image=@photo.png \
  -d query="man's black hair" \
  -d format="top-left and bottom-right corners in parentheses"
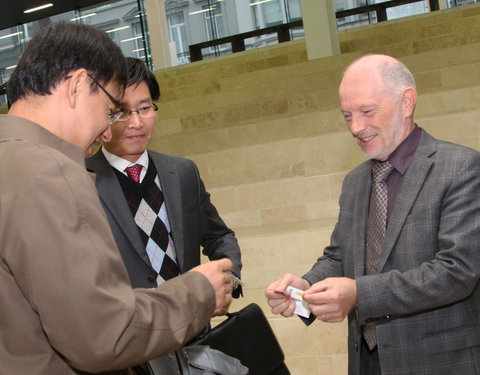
top-left (7, 22), bottom-right (127, 104)
top-left (125, 57), bottom-right (160, 101)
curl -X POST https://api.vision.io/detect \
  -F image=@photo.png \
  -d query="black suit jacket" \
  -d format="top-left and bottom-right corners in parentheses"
top-left (86, 149), bottom-right (242, 289)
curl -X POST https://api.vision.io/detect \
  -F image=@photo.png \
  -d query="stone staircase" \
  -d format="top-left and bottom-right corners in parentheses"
top-left (151, 4), bottom-right (480, 374)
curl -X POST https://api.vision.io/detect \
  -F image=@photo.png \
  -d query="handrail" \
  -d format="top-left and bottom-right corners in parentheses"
top-left (189, 20), bottom-right (303, 62)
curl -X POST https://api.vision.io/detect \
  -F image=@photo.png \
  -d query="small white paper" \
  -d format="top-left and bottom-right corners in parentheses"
top-left (286, 286), bottom-right (311, 318)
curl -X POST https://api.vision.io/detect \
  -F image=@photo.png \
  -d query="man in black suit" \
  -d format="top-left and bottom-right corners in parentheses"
top-left (87, 58), bottom-right (241, 292)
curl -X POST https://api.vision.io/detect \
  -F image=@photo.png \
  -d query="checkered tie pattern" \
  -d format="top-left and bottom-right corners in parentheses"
top-left (363, 161), bottom-right (394, 350)
top-left (125, 172), bottom-right (179, 283)
top-left (125, 164), bottom-right (143, 183)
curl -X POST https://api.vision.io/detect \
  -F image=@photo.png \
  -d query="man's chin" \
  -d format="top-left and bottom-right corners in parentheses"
top-left (362, 149), bottom-right (388, 161)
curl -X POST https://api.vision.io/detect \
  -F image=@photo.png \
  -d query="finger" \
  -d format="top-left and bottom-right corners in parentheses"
top-left (268, 295), bottom-right (290, 309)
top-left (280, 300), bottom-right (296, 318)
top-left (303, 281), bottom-right (329, 296)
top-left (271, 299), bottom-right (295, 316)
top-left (217, 258), bottom-right (233, 272)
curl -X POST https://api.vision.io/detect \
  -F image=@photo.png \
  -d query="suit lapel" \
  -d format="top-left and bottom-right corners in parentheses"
top-left (89, 151), bottom-right (152, 267)
top-left (378, 131), bottom-right (437, 272)
top-left (151, 153), bottom-right (186, 272)
top-left (353, 163), bottom-right (372, 278)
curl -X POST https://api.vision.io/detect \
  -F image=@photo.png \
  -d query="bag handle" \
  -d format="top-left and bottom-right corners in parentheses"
top-left (175, 349), bottom-right (191, 375)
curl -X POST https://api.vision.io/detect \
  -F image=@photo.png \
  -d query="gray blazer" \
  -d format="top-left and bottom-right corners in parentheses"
top-left (304, 129), bottom-right (480, 375)
top-left (86, 150), bottom-right (242, 289)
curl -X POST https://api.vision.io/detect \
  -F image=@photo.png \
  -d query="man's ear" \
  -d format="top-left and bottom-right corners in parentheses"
top-left (101, 126), bottom-right (112, 143)
top-left (65, 69), bottom-right (88, 108)
top-left (402, 87), bottom-right (417, 118)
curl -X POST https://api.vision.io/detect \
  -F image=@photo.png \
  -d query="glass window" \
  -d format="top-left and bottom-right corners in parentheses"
top-left (0, 0), bottom-right (154, 106)
top-left (166, 0), bottom-right (305, 64)
top-left (167, 11), bottom-right (189, 64)
top-left (448, 0), bottom-right (478, 6)
top-left (73, 0), bottom-right (152, 66)
top-left (204, 2), bottom-right (226, 40)
top-left (335, 0), bottom-right (429, 30)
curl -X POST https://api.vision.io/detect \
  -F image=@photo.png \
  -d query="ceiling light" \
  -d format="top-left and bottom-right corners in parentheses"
top-left (70, 13), bottom-right (96, 21)
top-left (106, 26), bottom-right (130, 33)
top-left (120, 36), bottom-right (143, 43)
top-left (24, 3), bottom-right (53, 14)
top-left (0, 31), bottom-right (23, 40)
top-left (250, 0), bottom-right (272, 6)
top-left (189, 7), bottom-right (214, 15)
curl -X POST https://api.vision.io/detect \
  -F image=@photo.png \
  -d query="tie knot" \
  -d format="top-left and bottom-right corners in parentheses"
top-left (372, 161), bottom-right (393, 183)
top-left (125, 164), bottom-right (143, 182)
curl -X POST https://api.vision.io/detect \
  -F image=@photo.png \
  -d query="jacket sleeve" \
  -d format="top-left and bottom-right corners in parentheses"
top-left (4, 145), bottom-right (215, 373)
top-left (191, 162), bottom-right (243, 279)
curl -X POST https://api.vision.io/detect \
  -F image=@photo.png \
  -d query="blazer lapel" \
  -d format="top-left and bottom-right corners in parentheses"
top-left (89, 152), bottom-right (152, 267)
top-left (353, 162), bottom-right (372, 278)
top-left (151, 153), bottom-right (186, 272)
top-left (378, 130), bottom-right (437, 272)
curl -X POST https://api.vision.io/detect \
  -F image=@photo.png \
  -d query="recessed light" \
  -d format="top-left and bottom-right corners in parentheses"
top-left (24, 3), bottom-right (54, 14)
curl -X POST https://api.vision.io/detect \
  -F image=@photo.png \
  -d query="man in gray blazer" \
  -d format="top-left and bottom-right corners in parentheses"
top-left (266, 54), bottom-right (480, 375)
top-left (86, 58), bottom-right (242, 292)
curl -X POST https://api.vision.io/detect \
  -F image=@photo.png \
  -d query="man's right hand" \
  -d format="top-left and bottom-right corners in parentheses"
top-left (265, 273), bottom-right (310, 317)
top-left (190, 259), bottom-right (233, 317)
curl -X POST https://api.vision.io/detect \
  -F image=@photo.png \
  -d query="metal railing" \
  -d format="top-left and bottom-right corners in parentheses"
top-left (189, 20), bottom-right (303, 62)
top-left (188, 0), bottom-right (440, 62)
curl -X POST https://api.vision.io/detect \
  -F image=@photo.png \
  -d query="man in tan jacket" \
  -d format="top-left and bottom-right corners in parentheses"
top-left (0, 22), bottom-right (232, 375)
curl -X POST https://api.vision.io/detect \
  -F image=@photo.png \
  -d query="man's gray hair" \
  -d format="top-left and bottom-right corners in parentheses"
top-left (380, 58), bottom-right (416, 100)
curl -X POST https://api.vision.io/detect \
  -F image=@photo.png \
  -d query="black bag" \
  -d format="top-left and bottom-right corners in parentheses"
top-left (188, 303), bottom-right (290, 375)
top-left (174, 345), bottom-right (249, 375)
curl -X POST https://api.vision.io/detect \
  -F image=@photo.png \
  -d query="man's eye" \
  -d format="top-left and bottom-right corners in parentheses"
top-left (138, 106), bottom-right (150, 114)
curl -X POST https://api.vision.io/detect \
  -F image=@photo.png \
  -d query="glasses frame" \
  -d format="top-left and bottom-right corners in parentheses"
top-left (115, 103), bottom-right (159, 122)
top-left (87, 74), bottom-right (125, 125)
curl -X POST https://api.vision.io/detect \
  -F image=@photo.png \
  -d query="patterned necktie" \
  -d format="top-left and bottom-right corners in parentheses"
top-left (125, 164), bottom-right (143, 183)
top-left (363, 161), bottom-right (394, 350)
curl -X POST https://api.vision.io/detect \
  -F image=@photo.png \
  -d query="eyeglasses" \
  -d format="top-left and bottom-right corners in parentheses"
top-left (115, 103), bottom-right (159, 122)
top-left (87, 74), bottom-right (125, 125)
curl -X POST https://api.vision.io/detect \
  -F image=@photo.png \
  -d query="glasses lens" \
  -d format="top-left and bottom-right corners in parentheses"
top-left (109, 109), bottom-right (124, 124)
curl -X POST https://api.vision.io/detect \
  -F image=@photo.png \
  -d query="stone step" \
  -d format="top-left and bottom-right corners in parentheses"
top-left (339, 3), bottom-right (480, 55)
top-left (153, 42), bottom-right (480, 154)
top-left (152, 91), bottom-right (480, 196)
top-left (154, 4), bottom-right (480, 112)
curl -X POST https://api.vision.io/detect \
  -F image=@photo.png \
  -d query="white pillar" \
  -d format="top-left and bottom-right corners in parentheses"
top-left (143, 0), bottom-right (172, 69)
top-left (300, 0), bottom-right (340, 60)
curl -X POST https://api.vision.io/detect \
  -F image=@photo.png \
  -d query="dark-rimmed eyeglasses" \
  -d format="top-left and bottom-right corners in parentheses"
top-left (115, 103), bottom-right (159, 122)
top-left (87, 74), bottom-right (125, 125)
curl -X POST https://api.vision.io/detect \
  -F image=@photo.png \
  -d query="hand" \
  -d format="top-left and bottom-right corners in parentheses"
top-left (302, 277), bottom-right (357, 323)
top-left (191, 259), bottom-right (233, 316)
top-left (265, 274), bottom-right (310, 318)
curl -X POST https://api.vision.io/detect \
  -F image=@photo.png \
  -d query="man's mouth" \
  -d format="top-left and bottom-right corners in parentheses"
top-left (357, 135), bottom-right (375, 143)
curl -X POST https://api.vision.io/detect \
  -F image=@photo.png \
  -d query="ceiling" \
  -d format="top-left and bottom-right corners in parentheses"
top-left (1, 0), bottom-right (109, 31)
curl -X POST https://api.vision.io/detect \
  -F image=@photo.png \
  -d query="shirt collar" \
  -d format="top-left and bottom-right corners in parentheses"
top-left (101, 147), bottom-right (149, 175)
top-left (371, 124), bottom-right (421, 175)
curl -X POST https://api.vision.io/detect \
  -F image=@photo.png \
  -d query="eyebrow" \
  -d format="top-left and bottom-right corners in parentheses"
top-left (122, 97), bottom-right (152, 107)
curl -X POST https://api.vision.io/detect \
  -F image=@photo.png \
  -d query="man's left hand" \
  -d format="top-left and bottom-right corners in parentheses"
top-left (302, 277), bottom-right (357, 323)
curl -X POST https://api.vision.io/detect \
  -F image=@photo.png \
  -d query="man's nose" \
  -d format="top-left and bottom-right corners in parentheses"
top-left (127, 111), bottom-right (142, 128)
top-left (348, 114), bottom-right (366, 136)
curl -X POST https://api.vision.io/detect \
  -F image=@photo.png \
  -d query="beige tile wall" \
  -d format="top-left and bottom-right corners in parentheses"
top-left (152, 4), bottom-right (480, 374)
